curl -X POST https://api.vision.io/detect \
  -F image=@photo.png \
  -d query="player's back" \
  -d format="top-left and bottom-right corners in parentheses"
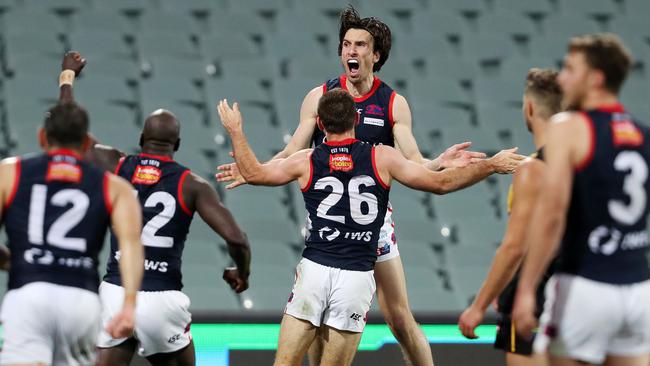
top-left (302, 138), bottom-right (390, 271)
top-left (560, 104), bottom-right (650, 284)
top-left (3, 149), bottom-right (111, 292)
top-left (312, 76), bottom-right (396, 148)
top-left (104, 153), bottom-right (194, 291)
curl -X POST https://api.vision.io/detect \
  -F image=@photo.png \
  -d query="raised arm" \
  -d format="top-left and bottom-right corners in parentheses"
top-left (58, 52), bottom-right (124, 172)
top-left (375, 145), bottom-right (525, 194)
top-left (513, 112), bottom-right (589, 338)
top-left (105, 174), bottom-right (145, 339)
top-left (0, 158), bottom-right (19, 271)
top-left (218, 100), bottom-right (311, 187)
top-left (273, 85), bottom-right (322, 159)
top-left (458, 158), bottom-right (545, 339)
top-left (183, 172), bottom-right (251, 292)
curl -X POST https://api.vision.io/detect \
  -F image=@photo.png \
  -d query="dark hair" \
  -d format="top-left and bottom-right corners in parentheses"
top-left (525, 68), bottom-right (562, 118)
top-left (317, 89), bottom-right (357, 134)
top-left (568, 33), bottom-right (633, 94)
top-left (338, 5), bottom-right (392, 72)
top-left (44, 102), bottom-right (89, 148)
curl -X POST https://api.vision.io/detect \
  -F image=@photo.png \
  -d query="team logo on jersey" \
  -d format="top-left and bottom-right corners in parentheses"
top-left (329, 154), bottom-right (354, 172)
top-left (365, 104), bottom-right (385, 117)
top-left (132, 165), bottom-right (162, 185)
top-left (46, 162), bottom-right (82, 183)
top-left (319, 226), bottom-right (341, 241)
top-left (363, 117), bottom-right (385, 127)
top-left (611, 118), bottom-right (643, 147)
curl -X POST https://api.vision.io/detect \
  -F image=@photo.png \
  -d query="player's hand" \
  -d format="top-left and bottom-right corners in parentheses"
top-left (489, 147), bottom-right (527, 174)
top-left (61, 51), bottom-right (86, 76)
top-left (105, 304), bottom-right (135, 339)
top-left (437, 142), bottom-right (487, 169)
top-left (215, 152), bottom-right (248, 189)
top-left (512, 290), bottom-right (538, 339)
top-left (458, 305), bottom-right (484, 339)
top-left (223, 267), bottom-right (249, 293)
top-left (217, 99), bottom-right (243, 134)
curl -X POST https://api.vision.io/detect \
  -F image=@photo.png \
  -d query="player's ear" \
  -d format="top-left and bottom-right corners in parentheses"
top-left (38, 128), bottom-right (48, 151)
top-left (525, 98), bottom-right (534, 121)
top-left (316, 117), bottom-right (325, 131)
top-left (589, 69), bottom-right (606, 90)
top-left (174, 138), bottom-right (180, 151)
top-left (80, 133), bottom-right (92, 153)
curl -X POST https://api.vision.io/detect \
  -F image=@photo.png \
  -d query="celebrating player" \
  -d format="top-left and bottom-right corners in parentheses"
top-left (458, 68), bottom-right (562, 365)
top-left (217, 89), bottom-right (527, 366)
top-left (55, 52), bottom-right (251, 366)
top-left (217, 7), bottom-right (525, 365)
top-left (0, 61), bottom-right (144, 365)
top-left (513, 34), bottom-right (650, 366)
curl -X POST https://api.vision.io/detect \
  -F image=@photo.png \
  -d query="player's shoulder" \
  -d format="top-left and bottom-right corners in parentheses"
top-left (550, 111), bottom-right (586, 126)
top-left (513, 157), bottom-right (545, 191)
top-left (0, 156), bottom-right (20, 169)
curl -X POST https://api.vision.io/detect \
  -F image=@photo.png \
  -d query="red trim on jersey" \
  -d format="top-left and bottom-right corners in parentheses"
top-left (322, 83), bottom-right (327, 94)
top-left (575, 112), bottom-right (596, 172)
top-left (387, 91), bottom-right (397, 127)
top-left (301, 152), bottom-right (314, 193)
top-left (177, 169), bottom-right (192, 216)
top-left (47, 148), bottom-right (82, 159)
top-left (5, 158), bottom-right (21, 209)
top-left (339, 75), bottom-right (382, 103)
top-left (139, 153), bottom-right (174, 162)
top-left (324, 138), bottom-right (358, 147)
top-left (114, 156), bottom-right (126, 175)
top-left (103, 173), bottom-right (113, 215)
top-left (372, 146), bottom-right (390, 189)
top-left (596, 103), bottom-right (625, 113)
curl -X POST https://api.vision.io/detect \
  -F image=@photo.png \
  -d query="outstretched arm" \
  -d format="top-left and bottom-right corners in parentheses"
top-left (217, 100), bottom-right (310, 187)
top-left (377, 145), bottom-right (525, 194)
top-left (105, 174), bottom-right (145, 339)
top-left (58, 52), bottom-right (124, 172)
top-left (458, 159), bottom-right (544, 339)
top-left (513, 112), bottom-right (590, 338)
top-left (184, 173), bottom-right (251, 292)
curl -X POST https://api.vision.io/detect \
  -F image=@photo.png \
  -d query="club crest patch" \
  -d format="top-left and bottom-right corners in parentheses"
top-left (132, 165), bottom-right (162, 185)
top-left (329, 153), bottom-right (354, 172)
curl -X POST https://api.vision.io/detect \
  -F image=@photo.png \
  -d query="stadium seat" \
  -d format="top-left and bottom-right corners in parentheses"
top-left (183, 262), bottom-right (242, 311)
top-left (139, 11), bottom-right (198, 36)
top-left (273, 10), bottom-right (333, 37)
top-left (497, 55), bottom-right (559, 82)
top-left (5, 102), bottom-right (51, 156)
top-left (219, 58), bottom-right (280, 82)
top-left (4, 76), bottom-right (59, 107)
top-left (72, 10), bottom-right (133, 33)
top-left (23, 0), bottom-right (84, 12)
top-left (67, 31), bottom-right (131, 58)
top-left (74, 76), bottom-right (134, 105)
top-left (271, 78), bottom-right (324, 120)
top-left (264, 33), bottom-right (327, 61)
top-left (140, 78), bottom-right (203, 105)
top-left (392, 34), bottom-right (453, 62)
top-left (530, 34), bottom-right (572, 62)
top-left (448, 265), bottom-right (492, 306)
top-left (476, 11), bottom-right (537, 39)
top-left (147, 56), bottom-right (209, 81)
top-left (375, 58), bottom-right (419, 84)
top-left (239, 264), bottom-right (294, 311)
top-left (438, 119), bottom-right (502, 153)
top-left (286, 56), bottom-right (343, 79)
top-left (542, 15), bottom-right (602, 38)
top-left (411, 10), bottom-right (470, 39)
top-left (473, 77), bottom-right (524, 106)
top-left (4, 53), bottom-right (63, 78)
top-left (136, 33), bottom-right (198, 59)
top-left (293, 0), bottom-right (349, 15)
top-left (624, 0), bottom-right (650, 14)
top-left (409, 77), bottom-right (471, 108)
top-left (210, 11), bottom-right (269, 37)
top-left (454, 215), bottom-right (505, 248)
top-left (461, 34), bottom-right (517, 65)
top-left (399, 241), bottom-right (441, 269)
top-left (4, 32), bottom-right (63, 57)
top-left (158, 0), bottom-right (222, 14)
top-left (4, 9), bottom-right (64, 34)
top-left (492, 0), bottom-right (553, 17)
top-left (200, 33), bottom-right (260, 62)
top-left (90, 0), bottom-right (148, 14)
top-left (432, 183), bottom-right (495, 223)
top-left (403, 267), bottom-right (461, 312)
top-left (557, 0), bottom-right (619, 17)
top-left (82, 57), bottom-right (141, 79)
top-left (206, 78), bottom-right (269, 110)
top-left (429, 0), bottom-right (487, 16)
top-left (410, 105), bottom-right (473, 146)
top-left (424, 55), bottom-right (476, 82)
top-left (228, 0), bottom-right (285, 14)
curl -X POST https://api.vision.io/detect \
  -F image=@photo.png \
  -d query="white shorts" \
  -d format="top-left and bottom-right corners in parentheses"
top-left (303, 203), bottom-right (398, 264)
top-left (534, 274), bottom-right (650, 363)
top-left (285, 258), bottom-right (376, 333)
top-left (0, 282), bottom-right (101, 366)
top-left (97, 281), bottom-right (192, 357)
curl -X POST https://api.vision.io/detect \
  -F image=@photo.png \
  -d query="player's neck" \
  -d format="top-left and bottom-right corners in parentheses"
top-left (141, 145), bottom-right (174, 159)
top-left (580, 90), bottom-right (619, 111)
top-left (531, 121), bottom-right (548, 150)
top-left (46, 146), bottom-right (83, 158)
top-left (325, 132), bottom-right (355, 143)
top-left (345, 74), bottom-right (375, 98)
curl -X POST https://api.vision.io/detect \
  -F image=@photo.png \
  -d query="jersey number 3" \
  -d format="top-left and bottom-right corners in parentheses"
top-left (609, 151), bottom-right (648, 225)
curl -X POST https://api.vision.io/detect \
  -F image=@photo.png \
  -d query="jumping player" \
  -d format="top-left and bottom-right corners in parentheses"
top-left (216, 7), bottom-right (525, 365)
top-left (56, 53), bottom-right (252, 366)
top-left (458, 68), bottom-right (562, 366)
top-left (513, 34), bottom-right (650, 366)
top-left (0, 97), bottom-right (145, 363)
top-left (217, 90), bottom-right (528, 366)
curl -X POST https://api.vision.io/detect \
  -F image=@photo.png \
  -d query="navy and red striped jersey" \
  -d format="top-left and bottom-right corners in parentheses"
top-left (3, 149), bottom-right (111, 292)
top-left (301, 139), bottom-right (390, 271)
top-left (104, 153), bottom-right (194, 291)
top-left (559, 104), bottom-right (650, 284)
top-left (312, 75), bottom-right (396, 148)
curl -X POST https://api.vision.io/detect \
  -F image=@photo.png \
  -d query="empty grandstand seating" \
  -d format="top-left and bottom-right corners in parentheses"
top-left (0, 0), bottom-right (648, 315)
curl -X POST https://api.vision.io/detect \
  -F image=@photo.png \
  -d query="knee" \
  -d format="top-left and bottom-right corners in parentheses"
top-left (384, 306), bottom-right (417, 336)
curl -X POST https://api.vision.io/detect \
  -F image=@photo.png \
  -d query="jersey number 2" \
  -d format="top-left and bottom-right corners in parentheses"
top-left (141, 191), bottom-right (176, 248)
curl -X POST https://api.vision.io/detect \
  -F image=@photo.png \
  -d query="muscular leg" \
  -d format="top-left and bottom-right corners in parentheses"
top-left (506, 352), bottom-right (538, 366)
top-left (95, 338), bottom-right (137, 366)
top-left (604, 354), bottom-right (650, 366)
top-left (274, 315), bottom-right (317, 366)
top-left (548, 355), bottom-right (594, 366)
top-left (319, 326), bottom-right (362, 366)
top-left (375, 257), bottom-right (433, 366)
top-left (307, 327), bottom-right (324, 366)
top-left (146, 341), bottom-right (196, 366)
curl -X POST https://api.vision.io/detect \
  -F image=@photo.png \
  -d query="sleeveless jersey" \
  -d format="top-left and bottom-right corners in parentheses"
top-left (498, 147), bottom-right (554, 316)
top-left (104, 153), bottom-right (194, 291)
top-left (3, 149), bottom-right (111, 292)
top-left (559, 105), bottom-right (650, 284)
top-left (312, 75), bottom-right (396, 148)
top-left (301, 139), bottom-right (390, 271)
